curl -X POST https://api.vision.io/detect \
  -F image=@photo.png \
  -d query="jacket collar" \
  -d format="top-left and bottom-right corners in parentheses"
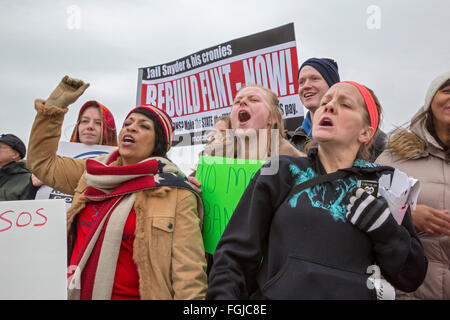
top-left (0, 161), bottom-right (29, 176)
top-left (301, 111), bottom-right (313, 138)
top-left (307, 147), bottom-right (389, 176)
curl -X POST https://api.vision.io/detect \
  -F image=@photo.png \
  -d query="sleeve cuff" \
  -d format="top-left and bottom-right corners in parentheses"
top-left (367, 213), bottom-right (410, 244)
top-left (34, 99), bottom-right (68, 117)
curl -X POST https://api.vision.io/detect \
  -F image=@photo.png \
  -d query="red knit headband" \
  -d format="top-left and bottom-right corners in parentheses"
top-left (340, 81), bottom-right (379, 134)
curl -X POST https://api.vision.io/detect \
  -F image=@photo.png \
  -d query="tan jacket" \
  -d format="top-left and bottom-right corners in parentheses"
top-left (27, 100), bottom-right (207, 300)
top-left (376, 107), bottom-right (449, 300)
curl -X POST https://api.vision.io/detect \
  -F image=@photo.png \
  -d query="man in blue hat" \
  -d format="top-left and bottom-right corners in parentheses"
top-left (290, 57), bottom-right (341, 151)
top-left (0, 133), bottom-right (42, 200)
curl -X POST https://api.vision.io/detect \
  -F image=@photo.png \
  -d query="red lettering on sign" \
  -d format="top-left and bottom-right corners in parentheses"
top-left (0, 208), bottom-right (49, 232)
top-left (34, 208), bottom-right (48, 227)
top-left (16, 211), bottom-right (32, 227)
top-left (0, 210), bottom-right (13, 232)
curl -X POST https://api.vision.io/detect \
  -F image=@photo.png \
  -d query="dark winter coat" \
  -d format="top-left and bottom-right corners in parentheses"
top-left (207, 149), bottom-right (427, 300)
top-left (0, 161), bottom-right (37, 201)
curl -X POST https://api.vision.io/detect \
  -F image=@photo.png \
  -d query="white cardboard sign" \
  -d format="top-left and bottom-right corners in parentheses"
top-left (379, 169), bottom-right (421, 225)
top-left (0, 199), bottom-right (67, 299)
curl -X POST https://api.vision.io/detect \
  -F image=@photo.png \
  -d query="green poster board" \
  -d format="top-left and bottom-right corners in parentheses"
top-left (195, 156), bottom-right (265, 254)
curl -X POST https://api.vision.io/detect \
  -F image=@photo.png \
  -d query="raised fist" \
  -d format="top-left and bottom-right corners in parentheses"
top-left (45, 75), bottom-right (90, 108)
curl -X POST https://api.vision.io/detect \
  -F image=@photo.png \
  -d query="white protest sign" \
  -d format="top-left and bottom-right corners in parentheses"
top-left (379, 169), bottom-right (421, 225)
top-left (35, 141), bottom-right (117, 210)
top-left (137, 23), bottom-right (303, 147)
top-left (0, 199), bottom-right (67, 299)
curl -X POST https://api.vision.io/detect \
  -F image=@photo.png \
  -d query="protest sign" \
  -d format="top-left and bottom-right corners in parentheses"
top-left (378, 169), bottom-right (421, 225)
top-left (195, 156), bottom-right (265, 254)
top-left (0, 199), bottom-right (67, 299)
top-left (137, 23), bottom-right (303, 147)
top-left (35, 141), bottom-right (117, 210)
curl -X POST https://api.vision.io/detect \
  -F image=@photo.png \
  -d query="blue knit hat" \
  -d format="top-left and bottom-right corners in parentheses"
top-left (298, 58), bottom-right (340, 87)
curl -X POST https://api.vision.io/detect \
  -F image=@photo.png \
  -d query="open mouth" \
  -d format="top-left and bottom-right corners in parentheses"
top-left (238, 110), bottom-right (251, 123)
top-left (303, 92), bottom-right (316, 99)
top-left (319, 117), bottom-right (333, 127)
top-left (122, 135), bottom-right (135, 145)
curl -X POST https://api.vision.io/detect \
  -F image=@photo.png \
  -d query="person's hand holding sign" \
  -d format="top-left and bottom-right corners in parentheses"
top-left (45, 75), bottom-right (90, 109)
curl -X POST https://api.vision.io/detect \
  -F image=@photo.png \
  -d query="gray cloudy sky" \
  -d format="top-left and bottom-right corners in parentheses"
top-left (1, 0), bottom-right (449, 152)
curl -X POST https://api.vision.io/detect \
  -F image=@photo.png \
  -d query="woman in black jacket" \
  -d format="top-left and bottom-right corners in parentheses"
top-left (206, 81), bottom-right (427, 300)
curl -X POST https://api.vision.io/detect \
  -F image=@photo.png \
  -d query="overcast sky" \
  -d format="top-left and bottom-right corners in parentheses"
top-left (1, 0), bottom-right (449, 157)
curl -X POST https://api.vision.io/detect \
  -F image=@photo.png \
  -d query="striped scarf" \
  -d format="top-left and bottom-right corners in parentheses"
top-left (67, 150), bottom-right (194, 300)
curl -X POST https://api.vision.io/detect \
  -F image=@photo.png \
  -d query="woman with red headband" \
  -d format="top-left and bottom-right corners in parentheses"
top-left (27, 76), bottom-right (207, 300)
top-left (206, 81), bottom-right (427, 300)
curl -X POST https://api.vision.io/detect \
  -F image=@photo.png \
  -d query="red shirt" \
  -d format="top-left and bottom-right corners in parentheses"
top-left (69, 201), bottom-right (140, 300)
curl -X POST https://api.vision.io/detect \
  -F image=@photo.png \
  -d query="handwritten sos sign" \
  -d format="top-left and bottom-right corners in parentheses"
top-left (0, 207), bottom-right (48, 232)
top-left (0, 199), bottom-right (67, 299)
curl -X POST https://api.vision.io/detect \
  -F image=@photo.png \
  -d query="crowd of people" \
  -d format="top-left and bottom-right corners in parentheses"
top-left (0, 60), bottom-right (448, 300)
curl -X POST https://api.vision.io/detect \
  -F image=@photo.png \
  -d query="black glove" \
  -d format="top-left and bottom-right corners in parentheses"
top-left (346, 187), bottom-right (391, 232)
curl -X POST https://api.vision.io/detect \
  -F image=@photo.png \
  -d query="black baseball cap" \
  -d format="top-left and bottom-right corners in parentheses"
top-left (0, 134), bottom-right (26, 159)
